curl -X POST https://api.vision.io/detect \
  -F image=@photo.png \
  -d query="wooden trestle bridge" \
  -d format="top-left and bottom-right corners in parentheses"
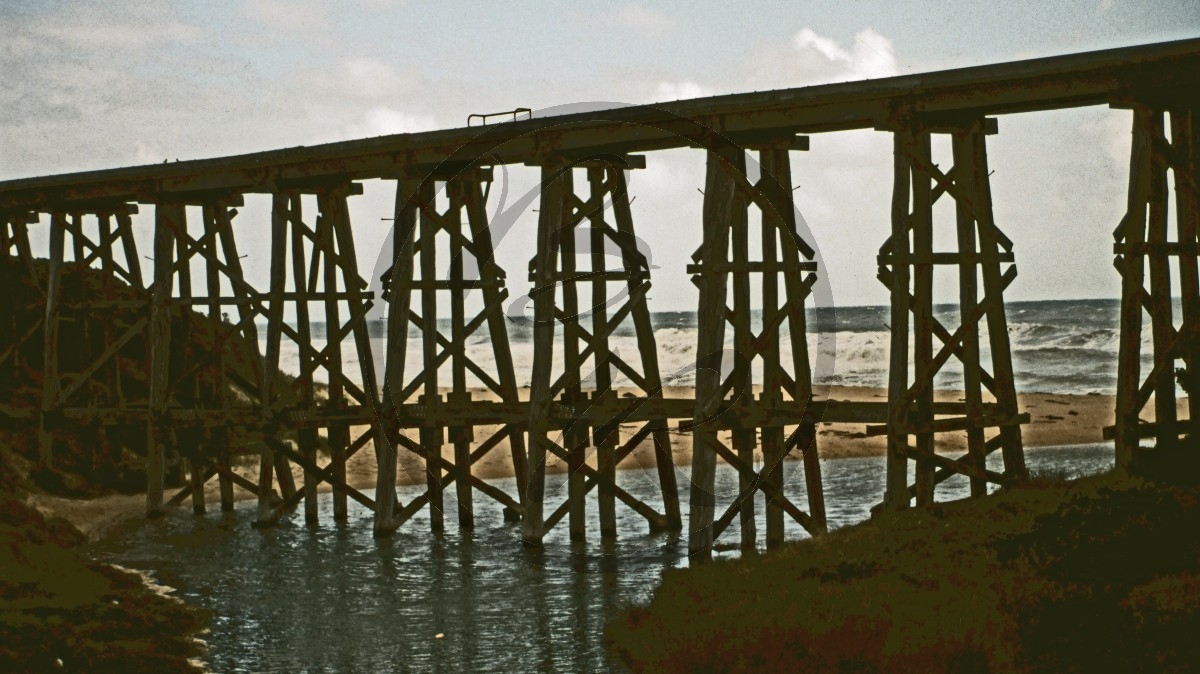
top-left (1, 39), bottom-right (1197, 562)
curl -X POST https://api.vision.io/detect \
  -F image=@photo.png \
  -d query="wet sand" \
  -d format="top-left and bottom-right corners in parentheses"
top-left (30, 385), bottom-right (1187, 540)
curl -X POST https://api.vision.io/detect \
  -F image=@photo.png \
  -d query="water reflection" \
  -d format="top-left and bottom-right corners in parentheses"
top-left (92, 444), bottom-right (1112, 673)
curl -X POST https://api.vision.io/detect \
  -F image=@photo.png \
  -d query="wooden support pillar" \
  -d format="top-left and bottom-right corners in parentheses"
top-left (0, 217), bottom-right (19, 385)
top-left (728, 150), bottom-right (756, 551)
top-left (200, 205), bottom-right (226, 513)
top-left (884, 131), bottom-right (914, 510)
top-left (760, 177), bottom-right (785, 549)
top-left (34, 194), bottom-right (268, 521)
top-left (70, 215), bottom-right (96, 474)
top-left (446, 181), bottom-right (474, 529)
top-left (759, 148), bottom-right (826, 536)
top-left (170, 210), bottom-right (201, 508)
top-left (281, 194), bottom-right (319, 524)
top-left (115, 210), bottom-right (144, 289)
top-left (953, 134), bottom-right (987, 498)
top-left (610, 164), bottom-right (682, 531)
top-left (148, 202), bottom-right (183, 517)
top-left (557, 167), bottom-right (587, 543)
top-left (38, 212), bottom-right (66, 468)
top-left (376, 181), bottom-right (416, 536)
top-left (879, 116), bottom-right (1025, 507)
top-left (1174, 109), bottom-right (1199, 427)
top-left (1147, 113), bottom-right (1176, 447)
top-left (417, 178), bottom-right (444, 533)
top-left (25, 201), bottom-right (147, 497)
top-left (242, 181), bottom-right (383, 528)
top-left (465, 178), bottom-right (530, 511)
top-left (1111, 104), bottom-right (1199, 458)
top-left (688, 136), bottom-right (823, 560)
top-left (11, 215), bottom-right (38, 284)
top-left (911, 132), bottom-right (936, 507)
top-left (523, 154), bottom-right (678, 543)
top-left (258, 194), bottom-right (289, 525)
top-left (970, 131), bottom-right (1027, 481)
top-left (589, 170), bottom-right (617, 541)
top-left (208, 198), bottom-right (259, 513)
top-left (325, 184), bottom-right (390, 527)
top-left (689, 148), bottom-right (737, 562)
top-left (1, 213), bottom-right (39, 389)
top-left (317, 190), bottom-right (348, 521)
top-left (524, 161), bottom-right (567, 546)
top-left (380, 168), bottom-right (525, 534)
top-left (1115, 109), bottom-right (1154, 468)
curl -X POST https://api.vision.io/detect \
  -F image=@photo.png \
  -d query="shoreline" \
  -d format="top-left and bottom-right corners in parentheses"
top-left (29, 385), bottom-right (1182, 542)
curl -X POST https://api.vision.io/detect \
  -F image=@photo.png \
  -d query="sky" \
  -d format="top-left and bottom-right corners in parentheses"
top-left (2, 0), bottom-right (1199, 312)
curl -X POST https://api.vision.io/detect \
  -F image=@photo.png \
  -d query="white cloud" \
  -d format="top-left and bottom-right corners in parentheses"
top-left (722, 26), bottom-right (902, 95)
top-left (653, 80), bottom-right (713, 101)
top-left (344, 107), bottom-right (440, 137)
top-left (613, 4), bottom-right (674, 37)
top-left (792, 28), bottom-right (849, 62)
top-left (792, 27), bottom-right (898, 81)
top-left (39, 19), bottom-right (203, 50)
top-left (133, 141), bottom-right (166, 165)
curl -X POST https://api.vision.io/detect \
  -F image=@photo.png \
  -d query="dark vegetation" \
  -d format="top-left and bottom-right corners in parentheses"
top-left (0, 255), bottom-right (266, 497)
top-left (0, 255), bottom-right (265, 672)
top-left (0, 248), bottom-right (359, 671)
top-left (607, 434), bottom-right (1200, 673)
top-left (0, 483), bottom-right (209, 673)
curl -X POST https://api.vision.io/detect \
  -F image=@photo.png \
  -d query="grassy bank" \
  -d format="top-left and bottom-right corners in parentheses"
top-left (1, 445), bottom-right (209, 673)
top-left (607, 445), bottom-right (1200, 673)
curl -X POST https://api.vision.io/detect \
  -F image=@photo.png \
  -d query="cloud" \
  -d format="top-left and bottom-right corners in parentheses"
top-left (792, 27), bottom-right (898, 81)
top-left (40, 19), bottom-right (203, 50)
top-left (613, 4), bottom-right (674, 37)
top-left (133, 141), bottom-right (166, 165)
top-left (718, 26), bottom-right (901, 95)
top-left (653, 80), bottom-right (714, 101)
top-left (343, 107), bottom-right (440, 137)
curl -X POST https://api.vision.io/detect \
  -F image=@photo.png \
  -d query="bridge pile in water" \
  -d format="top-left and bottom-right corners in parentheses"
top-left (1, 39), bottom-right (1197, 562)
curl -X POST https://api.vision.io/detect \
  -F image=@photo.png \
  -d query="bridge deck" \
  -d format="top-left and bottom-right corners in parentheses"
top-left (0, 38), bottom-right (1198, 210)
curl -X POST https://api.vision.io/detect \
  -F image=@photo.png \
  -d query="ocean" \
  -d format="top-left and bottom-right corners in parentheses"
top-left (275, 297), bottom-right (1171, 396)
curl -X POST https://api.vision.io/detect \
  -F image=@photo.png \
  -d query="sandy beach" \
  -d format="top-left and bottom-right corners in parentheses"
top-left (29, 385), bottom-right (1188, 540)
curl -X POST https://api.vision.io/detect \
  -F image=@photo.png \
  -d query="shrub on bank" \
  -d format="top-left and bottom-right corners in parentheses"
top-left (607, 444), bottom-right (1200, 673)
top-left (0, 491), bottom-right (209, 673)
